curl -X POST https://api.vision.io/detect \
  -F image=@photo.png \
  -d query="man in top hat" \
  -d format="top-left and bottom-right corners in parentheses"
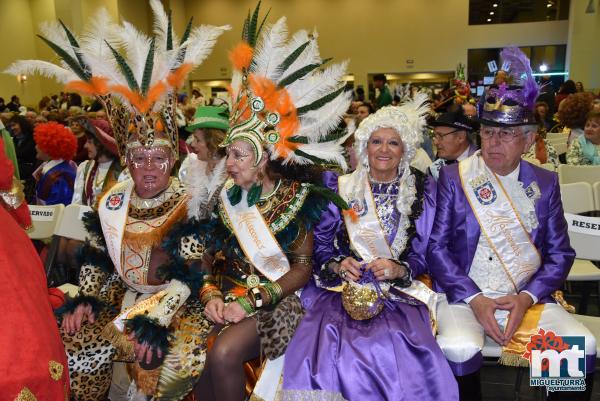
top-left (427, 47), bottom-right (596, 401)
top-left (428, 108), bottom-right (479, 181)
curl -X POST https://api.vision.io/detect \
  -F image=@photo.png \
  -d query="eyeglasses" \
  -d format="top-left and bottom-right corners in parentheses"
top-left (480, 127), bottom-right (521, 143)
top-left (432, 129), bottom-right (461, 141)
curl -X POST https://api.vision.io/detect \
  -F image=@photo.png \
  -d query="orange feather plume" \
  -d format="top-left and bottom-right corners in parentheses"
top-left (65, 76), bottom-right (109, 96)
top-left (111, 81), bottom-right (167, 113)
top-left (167, 64), bottom-right (193, 89)
top-left (249, 74), bottom-right (279, 111)
top-left (229, 42), bottom-right (254, 71)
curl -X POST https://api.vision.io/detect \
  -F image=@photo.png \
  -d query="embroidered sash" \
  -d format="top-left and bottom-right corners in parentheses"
top-left (98, 179), bottom-right (134, 282)
top-left (460, 154), bottom-right (544, 365)
top-left (220, 183), bottom-right (290, 282)
top-left (337, 173), bottom-right (437, 318)
top-left (459, 154), bottom-right (541, 292)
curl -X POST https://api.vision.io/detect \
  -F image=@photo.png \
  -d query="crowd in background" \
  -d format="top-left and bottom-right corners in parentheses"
top-left (2, 74), bottom-right (600, 212)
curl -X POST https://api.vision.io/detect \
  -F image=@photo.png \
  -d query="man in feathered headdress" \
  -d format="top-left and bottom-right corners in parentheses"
top-left (6, 2), bottom-right (229, 400)
top-left (427, 47), bottom-right (596, 401)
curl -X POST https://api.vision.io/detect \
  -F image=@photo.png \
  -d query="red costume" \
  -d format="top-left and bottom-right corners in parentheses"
top-left (0, 139), bottom-right (69, 400)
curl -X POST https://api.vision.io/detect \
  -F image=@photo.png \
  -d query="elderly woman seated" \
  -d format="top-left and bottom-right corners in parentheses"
top-left (282, 98), bottom-right (458, 401)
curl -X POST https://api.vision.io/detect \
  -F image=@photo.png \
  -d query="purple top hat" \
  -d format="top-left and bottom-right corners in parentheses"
top-left (478, 47), bottom-right (541, 127)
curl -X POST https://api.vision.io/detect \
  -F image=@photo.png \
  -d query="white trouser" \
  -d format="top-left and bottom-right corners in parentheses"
top-left (436, 294), bottom-right (596, 366)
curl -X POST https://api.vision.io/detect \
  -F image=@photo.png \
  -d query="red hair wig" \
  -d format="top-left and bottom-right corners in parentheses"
top-left (34, 122), bottom-right (77, 161)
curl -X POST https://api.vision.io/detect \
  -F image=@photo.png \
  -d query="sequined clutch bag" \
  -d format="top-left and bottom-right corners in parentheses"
top-left (341, 281), bottom-right (386, 320)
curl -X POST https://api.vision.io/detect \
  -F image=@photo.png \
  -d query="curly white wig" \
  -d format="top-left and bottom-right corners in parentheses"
top-left (348, 93), bottom-right (430, 215)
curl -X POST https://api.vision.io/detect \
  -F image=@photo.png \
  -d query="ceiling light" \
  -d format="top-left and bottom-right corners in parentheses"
top-left (539, 64), bottom-right (548, 72)
top-left (490, 11), bottom-right (495, 15)
top-left (547, 3), bottom-right (552, 7)
top-left (487, 18), bottom-right (492, 22)
top-left (493, 3), bottom-right (498, 7)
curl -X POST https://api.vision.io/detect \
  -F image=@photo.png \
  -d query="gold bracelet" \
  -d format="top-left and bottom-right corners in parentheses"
top-left (291, 254), bottom-right (313, 266)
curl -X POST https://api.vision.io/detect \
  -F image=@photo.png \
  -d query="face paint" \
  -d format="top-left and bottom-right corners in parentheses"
top-left (127, 146), bottom-right (174, 199)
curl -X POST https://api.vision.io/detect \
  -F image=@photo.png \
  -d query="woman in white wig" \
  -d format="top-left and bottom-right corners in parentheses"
top-left (282, 96), bottom-right (458, 401)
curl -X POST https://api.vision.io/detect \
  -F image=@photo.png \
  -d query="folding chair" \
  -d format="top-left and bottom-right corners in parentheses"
top-left (565, 213), bottom-right (600, 314)
top-left (46, 204), bottom-right (93, 286)
top-left (560, 183), bottom-right (594, 214)
top-left (552, 142), bottom-right (567, 156)
top-left (546, 132), bottom-right (569, 142)
top-left (27, 204), bottom-right (64, 240)
top-left (593, 182), bottom-right (600, 211)
top-left (558, 164), bottom-right (600, 186)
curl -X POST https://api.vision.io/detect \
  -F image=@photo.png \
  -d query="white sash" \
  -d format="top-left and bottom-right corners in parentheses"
top-left (98, 179), bottom-right (134, 276)
top-left (337, 174), bottom-right (437, 316)
top-left (459, 154), bottom-right (541, 291)
top-left (220, 183), bottom-right (290, 282)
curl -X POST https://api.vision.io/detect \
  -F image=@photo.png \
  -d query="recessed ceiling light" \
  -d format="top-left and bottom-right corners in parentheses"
top-left (487, 18), bottom-right (492, 22)
top-left (490, 11), bottom-right (495, 15)
top-left (493, 3), bottom-right (498, 7)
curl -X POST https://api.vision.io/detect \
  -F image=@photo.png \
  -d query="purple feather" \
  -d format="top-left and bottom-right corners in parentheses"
top-left (500, 46), bottom-right (540, 107)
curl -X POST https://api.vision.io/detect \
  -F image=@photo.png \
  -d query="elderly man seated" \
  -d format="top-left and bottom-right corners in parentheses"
top-left (427, 47), bottom-right (596, 401)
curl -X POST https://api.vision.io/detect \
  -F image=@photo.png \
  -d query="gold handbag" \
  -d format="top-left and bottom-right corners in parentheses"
top-left (341, 282), bottom-right (385, 321)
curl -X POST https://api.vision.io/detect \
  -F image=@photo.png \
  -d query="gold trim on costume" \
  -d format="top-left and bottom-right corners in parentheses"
top-left (14, 388), bottom-right (37, 401)
top-left (499, 304), bottom-right (544, 367)
top-left (49, 360), bottom-right (64, 381)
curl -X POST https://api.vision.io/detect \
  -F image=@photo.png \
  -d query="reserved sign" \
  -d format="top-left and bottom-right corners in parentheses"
top-left (565, 213), bottom-right (600, 236)
top-left (29, 206), bottom-right (56, 221)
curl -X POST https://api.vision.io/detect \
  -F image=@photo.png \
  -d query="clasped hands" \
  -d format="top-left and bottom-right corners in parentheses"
top-left (469, 292), bottom-right (534, 346)
top-left (333, 257), bottom-right (406, 282)
top-left (61, 303), bottom-right (163, 365)
top-left (203, 298), bottom-right (247, 325)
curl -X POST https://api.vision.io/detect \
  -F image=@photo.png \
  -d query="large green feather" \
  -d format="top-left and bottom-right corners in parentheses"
top-left (278, 58), bottom-right (330, 88)
top-left (180, 17), bottom-right (193, 45)
top-left (141, 38), bottom-right (155, 95)
top-left (288, 126), bottom-right (348, 144)
top-left (105, 40), bottom-right (139, 91)
top-left (248, 1), bottom-right (261, 46)
top-left (256, 7), bottom-right (271, 39)
top-left (297, 86), bottom-right (345, 116)
top-left (277, 40), bottom-right (309, 74)
top-left (242, 10), bottom-right (250, 42)
top-left (58, 19), bottom-right (89, 76)
top-left (37, 35), bottom-right (89, 81)
top-left (167, 10), bottom-right (173, 51)
top-left (308, 184), bottom-right (349, 210)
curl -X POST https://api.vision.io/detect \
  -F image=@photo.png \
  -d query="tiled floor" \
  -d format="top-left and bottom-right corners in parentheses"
top-left (481, 282), bottom-right (600, 401)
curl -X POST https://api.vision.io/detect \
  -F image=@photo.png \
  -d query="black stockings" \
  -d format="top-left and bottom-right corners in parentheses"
top-left (193, 317), bottom-right (260, 401)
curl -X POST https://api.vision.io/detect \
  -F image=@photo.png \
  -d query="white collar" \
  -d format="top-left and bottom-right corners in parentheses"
top-left (42, 159), bottom-right (64, 174)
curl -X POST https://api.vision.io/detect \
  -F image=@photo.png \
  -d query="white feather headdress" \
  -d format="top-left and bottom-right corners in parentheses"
top-left (221, 2), bottom-right (351, 170)
top-left (349, 94), bottom-right (430, 215)
top-left (5, 0), bottom-right (230, 164)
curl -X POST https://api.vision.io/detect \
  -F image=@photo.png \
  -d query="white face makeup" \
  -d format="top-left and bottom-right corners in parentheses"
top-left (127, 146), bottom-right (174, 198)
top-left (225, 140), bottom-right (262, 190)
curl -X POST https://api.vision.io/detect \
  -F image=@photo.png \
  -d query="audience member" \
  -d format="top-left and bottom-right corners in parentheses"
top-left (567, 110), bottom-right (600, 165)
top-left (32, 122), bottom-right (77, 205)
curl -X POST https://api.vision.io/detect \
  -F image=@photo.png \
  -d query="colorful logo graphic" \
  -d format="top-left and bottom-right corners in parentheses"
top-left (524, 329), bottom-right (586, 392)
top-left (106, 192), bottom-right (125, 211)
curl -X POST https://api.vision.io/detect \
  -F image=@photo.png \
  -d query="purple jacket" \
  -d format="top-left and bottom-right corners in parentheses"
top-left (314, 170), bottom-right (437, 279)
top-left (427, 159), bottom-right (575, 304)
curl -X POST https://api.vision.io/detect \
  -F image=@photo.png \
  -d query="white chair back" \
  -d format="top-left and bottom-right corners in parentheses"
top-left (539, 163), bottom-right (556, 172)
top-left (560, 183), bottom-right (594, 214)
top-left (54, 204), bottom-right (92, 241)
top-left (565, 213), bottom-right (600, 261)
top-left (553, 142), bottom-right (567, 156)
top-left (593, 182), bottom-right (600, 210)
top-left (546, 132), bottom-right (569, 142)
top-left (558, 164), bottom-right (600, 185)
top-left (27, 204), bottom-right (65, 240)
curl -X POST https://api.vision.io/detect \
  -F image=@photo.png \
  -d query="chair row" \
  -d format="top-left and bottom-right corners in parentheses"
top-left (561, 182), bottom-right (600, 214)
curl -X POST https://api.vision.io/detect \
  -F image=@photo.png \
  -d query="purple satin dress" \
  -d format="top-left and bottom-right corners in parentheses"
top-left (282, 171), bottom-right (458, 401)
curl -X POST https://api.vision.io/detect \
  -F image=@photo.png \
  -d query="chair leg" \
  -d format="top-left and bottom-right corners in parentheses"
top-left (44, 236), bottom-right (61, 287)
